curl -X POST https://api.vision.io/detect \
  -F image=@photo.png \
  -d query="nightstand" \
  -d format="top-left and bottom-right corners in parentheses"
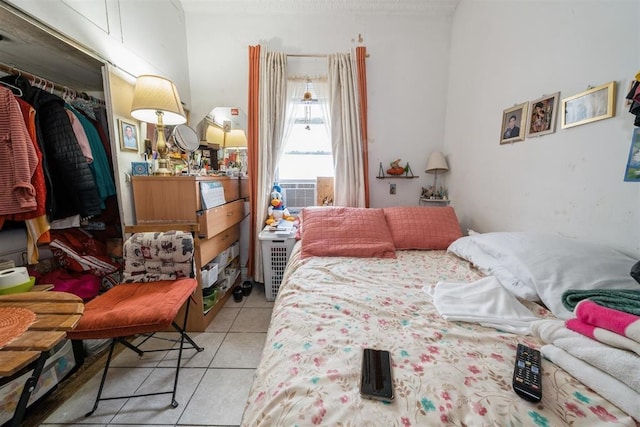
top-left (419, 198), bottom-right (451, 207)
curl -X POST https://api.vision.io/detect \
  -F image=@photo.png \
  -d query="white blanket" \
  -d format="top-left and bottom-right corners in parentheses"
top-left (531, 320), bottom-right (640, 392)
top-left (542, 345), bottom-right (640, 420)
top-left (424, 276), bottom-right (538, 335)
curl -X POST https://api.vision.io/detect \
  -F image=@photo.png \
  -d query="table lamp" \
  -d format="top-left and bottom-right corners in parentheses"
top-left (131, 75), bottom-right (186, 175)
top-left (225, 129), bottom-right (248, 174)
top-left (425, 151), bottom-right (449, 196)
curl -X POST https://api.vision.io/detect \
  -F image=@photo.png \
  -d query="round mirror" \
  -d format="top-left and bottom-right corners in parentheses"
top-left (172, 124), bottom-right (200, 153)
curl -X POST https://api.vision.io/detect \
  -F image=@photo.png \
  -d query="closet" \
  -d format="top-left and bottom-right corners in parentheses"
top-left (0, 3), bottom-right (128, 421)
top-left (0, 3), bottom-right (126, 268)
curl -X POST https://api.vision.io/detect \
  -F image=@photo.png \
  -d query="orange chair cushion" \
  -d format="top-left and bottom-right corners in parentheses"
top-left (67, 278), bottom-right (197, 340)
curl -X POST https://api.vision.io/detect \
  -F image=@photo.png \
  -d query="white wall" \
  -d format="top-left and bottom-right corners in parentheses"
top-left (182, 2), bottom-right (454, 207)
top-left (444, 0), bottom-right (640, 256)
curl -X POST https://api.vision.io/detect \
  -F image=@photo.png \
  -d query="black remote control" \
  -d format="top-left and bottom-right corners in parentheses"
top-left (512, 343), bottom-right (542, 402)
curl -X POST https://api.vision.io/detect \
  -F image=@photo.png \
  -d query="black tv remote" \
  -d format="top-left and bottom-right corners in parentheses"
top-left (512, 344), bottom-right (542, 402)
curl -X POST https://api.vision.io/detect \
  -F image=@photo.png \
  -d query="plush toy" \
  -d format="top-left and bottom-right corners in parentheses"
top-left (265, 184), bottom-right (295, 225)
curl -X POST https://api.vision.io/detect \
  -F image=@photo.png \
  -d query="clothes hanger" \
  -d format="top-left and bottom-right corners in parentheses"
top-left (0, 80), bottom-right (23, 97)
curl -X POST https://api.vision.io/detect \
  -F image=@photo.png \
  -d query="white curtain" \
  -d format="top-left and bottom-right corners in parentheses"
top-left (328, 51), bottom-right (366, 207)
top-left (254, 47), bottom-right (288, 283)
top-left (313, 78), bottom-right (331, 143)
top-left (281, 79), bottom-right (307, 154)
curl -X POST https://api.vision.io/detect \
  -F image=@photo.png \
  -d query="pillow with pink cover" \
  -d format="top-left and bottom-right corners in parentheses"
top-left (383, 206), bottom-right (462, 250)
top-left (300, 207), bottom-right (396, 258)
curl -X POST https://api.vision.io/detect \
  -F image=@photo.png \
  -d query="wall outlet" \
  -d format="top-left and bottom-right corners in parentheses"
top-left (389, 183), bottom-right (396, 195)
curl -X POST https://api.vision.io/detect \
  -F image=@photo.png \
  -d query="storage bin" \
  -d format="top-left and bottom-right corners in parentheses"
top-left (213, 248), bottom-right (230, 271)
top-left (230, 242), bottom-right (240, 260)
top-left (259, 234), bottom-right (296, 301)
top-left (200, 262), bottom-right (219, 288)
top-left (0, 339), bottom-right (75, 425)
top-left (202, 287), bottom-right (218, 313)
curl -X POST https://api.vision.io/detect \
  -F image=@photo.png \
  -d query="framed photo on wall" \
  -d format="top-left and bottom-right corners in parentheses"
top-left (624, 128), bottom-right (640, 182)
top-left (561, 81), bottom-right (616, 129)
top-left (119, 119), bottom-right (139, 152)
top-left (525, 92), bottom-right (560, 138)
top-left (500, 102), bottom-right (527, 144)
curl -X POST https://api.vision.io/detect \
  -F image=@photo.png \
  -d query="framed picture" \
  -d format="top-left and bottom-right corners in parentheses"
top-left (624, 128), bottom-right (640, 182)
top-left (561, 81), bottom-right (616, 129)
top-left (500, 102), bottom-right (527, 144)
top-left (119, 119), bottom-right (139, 152)
top-left (525, 92), bottom-right (560, 138)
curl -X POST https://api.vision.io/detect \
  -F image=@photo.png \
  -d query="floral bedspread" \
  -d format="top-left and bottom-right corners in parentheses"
top-left (242, 247), bottom-right (638, 426)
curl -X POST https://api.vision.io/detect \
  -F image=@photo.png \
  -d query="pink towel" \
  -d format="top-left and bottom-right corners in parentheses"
top-left (574, 299), bottom-right (640, 344)
top-left (566, 318), bottom-right (640, 356)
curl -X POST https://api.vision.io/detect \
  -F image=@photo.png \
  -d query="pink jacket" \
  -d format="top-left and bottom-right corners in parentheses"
top-left (0, 86), bottom-right (38, 215)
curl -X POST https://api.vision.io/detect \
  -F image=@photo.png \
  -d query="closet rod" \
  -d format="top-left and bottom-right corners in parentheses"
top-left (0, 63), bottom-right (103, 103)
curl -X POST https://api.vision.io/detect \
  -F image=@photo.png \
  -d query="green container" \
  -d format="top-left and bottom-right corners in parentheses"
top-left (203, 287), bottom-right (218, 312)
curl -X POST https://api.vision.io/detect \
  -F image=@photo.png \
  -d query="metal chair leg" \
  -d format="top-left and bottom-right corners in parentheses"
top-left (86, 339), bottom-right (117, 417)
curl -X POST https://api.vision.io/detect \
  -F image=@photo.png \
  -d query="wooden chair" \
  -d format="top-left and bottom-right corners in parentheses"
top-left (66, 225), bottom-right (203, 416)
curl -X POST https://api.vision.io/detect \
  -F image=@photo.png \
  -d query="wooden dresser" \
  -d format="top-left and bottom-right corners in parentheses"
top-left (131, 175), bottom-right (244, 331)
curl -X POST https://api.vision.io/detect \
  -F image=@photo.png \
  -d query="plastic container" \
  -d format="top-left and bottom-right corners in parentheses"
top-left (258, 232), bottom-right (296, 301)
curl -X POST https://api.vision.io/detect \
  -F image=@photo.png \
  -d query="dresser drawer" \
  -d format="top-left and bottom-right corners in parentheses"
top-left (197, 200), bottom-right (244, 239)
top-left (198, 223), bottom-right (240, 266)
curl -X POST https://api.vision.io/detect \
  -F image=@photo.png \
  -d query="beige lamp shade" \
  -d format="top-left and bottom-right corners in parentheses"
top-left (206, 125), bottom-right (225, 146)
top-left (225, 129), bottom-right (247, 148)
top-left (130, 75), bottom-right (187, 125)
top-left (425, 151), bottom-right (449, 174)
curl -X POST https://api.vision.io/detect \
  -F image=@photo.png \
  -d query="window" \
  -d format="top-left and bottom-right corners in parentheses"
top-left (276, 81), bottom-right (333, 212)
top-left (278, 100), bottom-right (333, 180)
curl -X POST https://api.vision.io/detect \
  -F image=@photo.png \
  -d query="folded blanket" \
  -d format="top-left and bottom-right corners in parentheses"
top-left (566, 318), bottom-right (640, 356)
top-left (424, 276), bottom-right (538, 335)
top-left (541, 345), bottom-right (640, 420)
top-left (562, 289), bottom-right (640, 315)
top-left (532, 320), bottom-right (640, 392)
top-left (573, 299), bottom-right (640, 344)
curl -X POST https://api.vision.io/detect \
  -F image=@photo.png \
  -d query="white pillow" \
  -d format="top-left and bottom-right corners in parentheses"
top-left (448, 235), bottom-right (539, 300)
top-left (449, 232), bottom-right (640, 319)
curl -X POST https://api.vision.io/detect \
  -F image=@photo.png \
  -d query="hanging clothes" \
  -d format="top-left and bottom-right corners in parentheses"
top-left (90, 107), bottom-right (114, 175)
top-left (66, 103), bottom-right (116, 205)
top-left (626, 80), bottom-right (640, 127)
top-left (14, 95), bottom-right (51, 264)
top-left (0, 85), bottom-right (38, 215)
top-left (1, 75), bottom-right (102, 220)
top-left (66, 108), bottom-right (94, 163)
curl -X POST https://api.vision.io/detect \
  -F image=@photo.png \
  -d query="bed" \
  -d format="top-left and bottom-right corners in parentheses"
top-left (242, 207), bottom-right (640, 426)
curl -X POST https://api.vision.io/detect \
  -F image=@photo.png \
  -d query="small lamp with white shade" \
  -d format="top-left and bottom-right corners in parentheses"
top-left (130, 74), bottom-right (186, 175)
top-left (425, 151), bottom-right (449, 198)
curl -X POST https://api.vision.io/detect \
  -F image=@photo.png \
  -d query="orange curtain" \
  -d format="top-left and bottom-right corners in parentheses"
top-left (356, 46), bottom-right (370, 208)
top-left (247, 45), bottom-right (260, 277)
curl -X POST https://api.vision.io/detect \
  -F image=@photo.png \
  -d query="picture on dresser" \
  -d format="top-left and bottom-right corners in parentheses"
top-left (500, 102), bottom-right (527, 144)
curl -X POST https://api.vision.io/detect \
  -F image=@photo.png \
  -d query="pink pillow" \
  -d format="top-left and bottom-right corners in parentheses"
top-left (383, 206), bottom-right (462, 250)
top-left (301, 207), bottom-right (396, 258)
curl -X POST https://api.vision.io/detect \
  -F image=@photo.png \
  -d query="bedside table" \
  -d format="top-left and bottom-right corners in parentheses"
top-left (419, 198), bottom-right (450, 207)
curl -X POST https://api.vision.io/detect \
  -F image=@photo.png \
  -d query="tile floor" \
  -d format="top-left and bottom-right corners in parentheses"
top-left (41, 284), bottom-right (273, 427)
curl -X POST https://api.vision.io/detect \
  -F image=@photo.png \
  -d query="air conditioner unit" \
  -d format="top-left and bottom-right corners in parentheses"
top-left (280, 182), bottom-right (316, 212)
